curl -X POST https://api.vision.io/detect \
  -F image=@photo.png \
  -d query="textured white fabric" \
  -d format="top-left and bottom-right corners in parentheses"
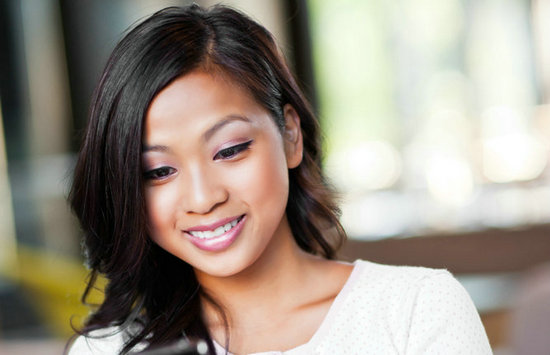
top-left (213, 260), bottom-right (492, 355)
top-left (69, 260), bottom-right (492, 354)
top-left (69, 325), bottom-right (146, 354)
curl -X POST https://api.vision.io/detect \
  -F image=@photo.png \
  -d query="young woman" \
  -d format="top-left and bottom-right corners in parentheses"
top-left (68, 4), bottom-right (491, 354)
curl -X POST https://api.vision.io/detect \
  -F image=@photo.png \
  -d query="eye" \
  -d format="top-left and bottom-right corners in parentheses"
top-left (213, 140), bottom-right (253, 160)
top-left (143, 166), bottom-right (176, 180)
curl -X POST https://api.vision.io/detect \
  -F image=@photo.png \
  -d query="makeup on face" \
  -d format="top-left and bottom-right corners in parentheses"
top-left (184, 214), bottom-right (246, 252)
top-left (142, 71), bottom-right (294, 278)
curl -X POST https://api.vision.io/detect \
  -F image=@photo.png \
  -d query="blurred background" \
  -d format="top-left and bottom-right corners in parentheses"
top-left (1, 0), bottom-right (549, 353)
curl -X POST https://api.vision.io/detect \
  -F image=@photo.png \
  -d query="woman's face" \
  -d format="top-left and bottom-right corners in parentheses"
top-left (142, 71), bottom-right (302, 278)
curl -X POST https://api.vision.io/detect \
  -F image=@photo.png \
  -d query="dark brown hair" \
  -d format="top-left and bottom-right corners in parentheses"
top-left (69, 4), bottom-right (345, 354)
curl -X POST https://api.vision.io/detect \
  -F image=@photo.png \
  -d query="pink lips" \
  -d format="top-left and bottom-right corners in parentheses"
top-left (184, 215), bottom-right (245, 252)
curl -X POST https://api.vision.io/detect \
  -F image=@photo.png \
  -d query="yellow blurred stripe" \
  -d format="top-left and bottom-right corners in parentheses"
top-left (2, 246), bottom-right (106, 337)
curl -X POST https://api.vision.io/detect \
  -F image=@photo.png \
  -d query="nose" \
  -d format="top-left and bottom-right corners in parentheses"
top-left (183, 164), bottom-right (228, 214)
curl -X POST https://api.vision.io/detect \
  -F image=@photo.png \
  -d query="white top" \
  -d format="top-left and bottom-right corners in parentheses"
top-left (69, 260), bottom-right (492, 354)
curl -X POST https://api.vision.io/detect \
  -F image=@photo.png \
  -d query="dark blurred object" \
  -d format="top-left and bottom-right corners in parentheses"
top-left (0, 280), bottom-right (52, 338)
top-left (139, 339), bottom-right (208, 355)
top-left (341, 224), bottom-right (550, 274)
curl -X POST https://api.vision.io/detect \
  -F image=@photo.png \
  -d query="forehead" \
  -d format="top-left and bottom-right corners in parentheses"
top-left (148, 71), bottom-right (252, 117)
top-left (143, 71), bottom-right (274, 142)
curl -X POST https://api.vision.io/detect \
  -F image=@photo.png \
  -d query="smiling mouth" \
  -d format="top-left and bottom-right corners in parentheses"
top-left (186, 215), bottom-right (244, 240)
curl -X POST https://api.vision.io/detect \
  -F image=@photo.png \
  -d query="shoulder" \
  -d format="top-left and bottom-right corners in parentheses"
top-left (68, 326), bottom-right (146, 355)
top-left (343, 259), bottom-right (459, 306)
top-left (353, 258), bottom-right (452, 285)
top-left (347, 259), bottom-right (480, 320)
top-left (324, 260), bottom-right (463, 328)
top-left (315, 260), bottom-right (491, 353)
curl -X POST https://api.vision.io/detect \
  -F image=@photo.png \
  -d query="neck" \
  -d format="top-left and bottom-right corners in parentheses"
top-left (195, 218), bottom-right (321, 328)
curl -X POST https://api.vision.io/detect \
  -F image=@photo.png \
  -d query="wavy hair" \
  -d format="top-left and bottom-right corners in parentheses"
top-left (69, 4), bottom-right (345, 354)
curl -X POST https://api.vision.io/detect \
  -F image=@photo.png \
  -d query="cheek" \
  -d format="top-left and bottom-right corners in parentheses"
top-left (233, 143), bottom-right (289, 208)
top-left (145, 186), bottom-right (179, 238)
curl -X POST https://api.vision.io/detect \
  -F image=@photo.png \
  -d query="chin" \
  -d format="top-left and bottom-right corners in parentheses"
top-left (190, 247), bottom-right (266, 280)
top-left (194, 259), bottom-right (251, 278)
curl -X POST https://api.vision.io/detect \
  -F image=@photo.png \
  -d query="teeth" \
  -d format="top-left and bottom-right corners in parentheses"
top-left (188, 216), bottom-right (241, 239)
top-left (202, 230), bottom-right (214, 239)
top-left (223, 223), bottom-right (231, 232)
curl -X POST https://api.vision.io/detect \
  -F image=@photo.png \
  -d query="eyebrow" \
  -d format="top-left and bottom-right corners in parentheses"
top-left (142, 114), bottom-right (251, 153)
top-left (142, 144), bottom-right (170, 153)
top-left (203, 114), bottom-right (251, 141)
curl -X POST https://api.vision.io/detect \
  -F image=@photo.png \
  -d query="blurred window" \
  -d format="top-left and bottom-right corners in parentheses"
top-left (308, 0), bottom-right (550, 239)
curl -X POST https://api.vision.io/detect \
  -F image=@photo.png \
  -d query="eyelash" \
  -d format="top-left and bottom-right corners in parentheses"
top-left (143, 166), bottom-right (176, 181)
top-left (213, 140), bottom-right (253, 160)
top-left (143, 141), bottom-right (252, 181)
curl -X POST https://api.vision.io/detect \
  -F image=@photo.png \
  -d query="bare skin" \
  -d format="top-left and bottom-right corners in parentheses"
top-left (199, 218), bottom-right (353, 354)
top-left (144, 71), bottom-right (353, 354)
